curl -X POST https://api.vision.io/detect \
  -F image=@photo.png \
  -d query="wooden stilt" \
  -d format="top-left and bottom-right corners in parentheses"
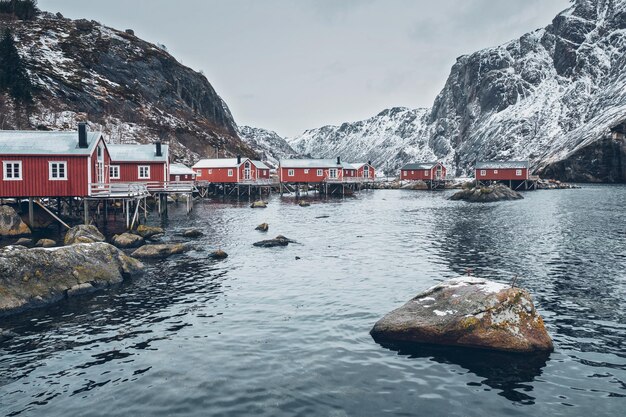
top-left (28, 197), bottom-right (34, 228)
top-left (84, 199), bottom-right (89, 225)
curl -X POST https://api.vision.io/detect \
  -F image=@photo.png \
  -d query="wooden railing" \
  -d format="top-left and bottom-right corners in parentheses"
top-left (89, 182), bottom-right (150, 197)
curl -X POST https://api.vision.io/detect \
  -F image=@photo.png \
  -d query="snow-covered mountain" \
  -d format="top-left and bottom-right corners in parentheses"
top-left (238, 126), bottom-right (299, 168)
top-left (1, 9), bottom-right (255, 165)
top-left (290, 0), bottom-right (626, 182)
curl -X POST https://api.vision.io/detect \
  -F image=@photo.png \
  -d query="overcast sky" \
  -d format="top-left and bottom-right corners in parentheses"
top-left (39, 0), bottom-right (570, 137)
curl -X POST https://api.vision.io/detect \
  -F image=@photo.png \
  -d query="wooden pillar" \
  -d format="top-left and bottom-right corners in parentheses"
top-left (28, 197), bottom-right (34, 228)
top-left (126, 199), bottom-right (130, 228)
top-left (84, 199), bottom-right (89, 225)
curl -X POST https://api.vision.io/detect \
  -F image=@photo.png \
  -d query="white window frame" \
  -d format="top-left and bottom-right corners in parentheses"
top-left (493, 169), bottom-right (498, 174)
top-left (288, 169), bottom-right (295, 177)
top-left (424, 170), bottom-right (430, 176)
top-left (3, 161), bottom-right (23, 180)
top-left (138, 165), bottom-right (150, 179)
top-left (227, 169), bottom-right (233, 177)
top-left (480, 170), bottom-right (486, 176)
top-left (411, 170), bottom-right (414, 174)
top-left (317, 169), bottom-right (323, 177)
top-left (363, 168), bottom-right (369, 178)
top-left (304, 169), bottom-right (309, 174)
top-left (208, 169), bottom-right (213, 174)
top-left (195, 170), bottom-right (202, 176)
top-left (49, 161), bottom-right (68, 180)
top-left (515, 169), bottom-right (522, 176)
top-left (109, 165), bottom-right (120, 179)
top-left (329, 168), bottom-right (338, 179)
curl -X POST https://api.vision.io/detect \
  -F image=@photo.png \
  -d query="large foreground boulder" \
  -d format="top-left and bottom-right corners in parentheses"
top-left (449, 184), bottom-right (523, 202)
top-left (0, 243), bottom-right (144, 315)
top-left (0, 206), bottom-right (31, 237)
top-left (64, 225), bottom-right (105, 245)
top-left (371, 277), bottom-right (553, 353)
top-left (131, 243), bottom-right (189, 259)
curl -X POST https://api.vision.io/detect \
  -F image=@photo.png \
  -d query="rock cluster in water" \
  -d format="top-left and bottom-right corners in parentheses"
top-left (0, 243), bottom-right (144, 315)
top-left (253, 235), bottom-right (295, 248)
top-left (370, 277), bottom-right (553, 353)
top-left (449, 184), bottom-right (523, 202)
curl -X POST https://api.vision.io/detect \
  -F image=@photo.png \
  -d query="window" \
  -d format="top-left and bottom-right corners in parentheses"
top-left (424, 170), bottom-right (430, 176)
top-left (317, 169), bottom-right (323, 176)
top-left (227, 169), bottom-right (233, 177)
top-left (195, 170), bottom-right (202, 176)
top-left (515, 169), bottom-right (522, 176)
top-left (480, 170), bottom-right (486, 176)
top-left (138, 165), bottom-right (150, 179)
top-left (364, 169), bottom-right (369, 178)
top-left (493, 170), bottom-right (498, 174)
top-left (208, 169), bottom-right (213, 174)
top-left (109, 165), bottom-right (120, 179)
top-left (288, 169), bottom-right (295, 177)
top-left (3, 161), bottom-right (22, 180)
top-left (49, 161), bottom-right (67, 180)
top-left (329, 168), bottom-right (337, 179)
top-left (411, 171), bottom-right (414, 174)
top-left (304, 169), bottom-right (309, 174)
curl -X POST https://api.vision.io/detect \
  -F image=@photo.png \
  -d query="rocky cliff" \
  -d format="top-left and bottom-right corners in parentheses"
top-left (0, 10), bottom-right (255, 164)
top-left (290, 0), bottom-right (626, 182)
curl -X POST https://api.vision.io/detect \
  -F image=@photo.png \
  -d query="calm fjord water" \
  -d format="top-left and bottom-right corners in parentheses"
top-left (1, 187), bottom-right (625, 416)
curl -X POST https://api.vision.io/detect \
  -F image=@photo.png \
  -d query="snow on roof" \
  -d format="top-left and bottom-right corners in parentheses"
top-left (192, 158), bottom-right (248, 168)
top-left (342, 162), bottom-right (356, 170)
top-left (280, 158), bottom-right (342, 168)
top-left (352, 163), bottom-right (372, 169)
top-left (401, 162), bottom-right (439, 170)
top-left (475, 161), bottom-right (529, 169)
top-left (251, 160), bottom-right (270, 170)
top-left (108, 144), bottom-right (169, 162)
top-left (170, 163), bottom-right (196, 175)
top-left (0, 130), bottom-right (103, 155)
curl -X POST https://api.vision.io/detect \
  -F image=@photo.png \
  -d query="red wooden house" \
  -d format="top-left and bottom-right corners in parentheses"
top-left (353, 162), bottom-right (375, 180)
top-left (475, 161), bottom-right (529, 182)
top-left (400, 162), bottom-right (446, 181)
top-left (252, 160), bottom-right (271, 180)
top-left (279, 158), bottom-right (344, 183)
top-left (192, 156), bottom-right (257, 183)
top-left (169, 163), bottom-right (196, 182)
top-left (107, 143), bottom-right (169, 188)
top-left (0, 123), bottom-right (110, 198)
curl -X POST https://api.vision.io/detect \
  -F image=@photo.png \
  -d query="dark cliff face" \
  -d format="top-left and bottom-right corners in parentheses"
top-left (1, 12), bottom-right (254, 163)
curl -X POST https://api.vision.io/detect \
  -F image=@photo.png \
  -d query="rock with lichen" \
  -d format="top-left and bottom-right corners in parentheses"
top-left (131, 243), bottom-right (189, 259)
top-left (0, 243), bottom-right (144, 315)
top-left (370, 277), bottom-right (553, 353)
top-left (64, 225), bottom-right (105, 245)
top-left (449, 184), bottom-right (523, 202)
top-left (0, 206), bottom-right (31, 237)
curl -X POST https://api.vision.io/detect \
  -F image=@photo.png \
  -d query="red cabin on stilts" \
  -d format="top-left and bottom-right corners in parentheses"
top-left (279, 158), bottom-right (344, 183)
top-left (192, 156), bottom-right (258, 183)
top-left (107, 143), bottom-right (169, 190)
top-left (400, 162), bottom-right (446, 181)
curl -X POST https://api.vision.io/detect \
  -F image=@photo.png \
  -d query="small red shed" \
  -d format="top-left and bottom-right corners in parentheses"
top-left (108, 143), bottom-right (169, 188)
top-left (279, 158), bottom-right (344, 183)
top-left (193, 156), bottom-right (257, 183)
top-left (252, 160), bottom-right (271, 180)
top-left (400, 162), bottom-right (446, 181)
top-left (0, 123), bottom-right (110, 198)
top-left (475, 161), bottom-right (529, 181)
top-left (169, 163), bottom-right (196, 182)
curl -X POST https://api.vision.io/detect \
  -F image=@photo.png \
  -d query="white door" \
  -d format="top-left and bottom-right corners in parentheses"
top-left (97, 144), bottom-right (105, 185)
top-left (329, 168), bottom-right (337, 179)
top-left (244, 162), bottom-right (251, 180)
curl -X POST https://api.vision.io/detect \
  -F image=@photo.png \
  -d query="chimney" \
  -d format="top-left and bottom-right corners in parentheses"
top-left (78, 122), bottom-right (88, 148)
top-left (336, 156), bottom-right (341, 165)
top-left (155, 141), bottom-right (162, 157)
top-left (237, 155), bottom-right (241, 164)
top-left (368, 160), bottom-right (372, 166)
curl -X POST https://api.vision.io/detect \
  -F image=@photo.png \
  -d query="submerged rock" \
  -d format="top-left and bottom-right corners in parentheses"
top-left (0, 243), bottom-right (144, 315)
top-left (36, 239), bottom-right (56, 248)
top-left (253, 235), bottom-right (295, 248)
top-left (449, 184), bottom-right (523, 202)
top-left (136, 225), bottom-right (165, 239)
top-left (14, 237), bottom-right (34, 247)
top-left (112, 232), bottom-right (145, 249)
top-left (250, 201), bottom-right (267, 208)
top-left (370, 277), bottom-right (553, 353)
top-left (131, 243), bottom-right (189, 259)
top-left (64, 225), bottom-right (105, 245)
top-left (255, 223), bottom-right (269, 232)
top-left (210, 249), bottom-right (228, 259)
top-left (0, 206), bottom-right (31, 237)
top-left (182, 228), bottom-right (204, 238)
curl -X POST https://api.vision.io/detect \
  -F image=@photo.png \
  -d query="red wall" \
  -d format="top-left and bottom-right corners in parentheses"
top-left (475, 168), bottom-right (528, 181)
top-left (0, 138), bottom-right (110, 198)
top-left (280, 166), bottom-right (344, 183)
top-left (110, 162), bottom-right (167, 183)
top-left (170, 173), bottom-right (194, 182)
top-left (357, 165), bottom-right (375, 179)
top-left (401, 164), bottom-right (446, 181)
top-left (194, 160), bottom-right (258, 183)
top-left (257, 169), bottom-right (270, 179)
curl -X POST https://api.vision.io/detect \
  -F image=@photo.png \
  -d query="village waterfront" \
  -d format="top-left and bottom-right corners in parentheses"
top-left (1, 186), bottom-right (625, 416)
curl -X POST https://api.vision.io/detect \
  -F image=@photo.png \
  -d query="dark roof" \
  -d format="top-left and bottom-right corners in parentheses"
top-left (475, 161), bottom-right (529, 169)
top-left (400, 162), bottom-right (439, 170)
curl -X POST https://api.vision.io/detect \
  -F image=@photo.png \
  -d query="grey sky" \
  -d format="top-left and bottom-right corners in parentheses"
top-left (39, 0), bottom-right (570, 137)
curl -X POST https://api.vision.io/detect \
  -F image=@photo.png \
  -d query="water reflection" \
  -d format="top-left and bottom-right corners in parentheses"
top-left (377, 340), bottom-right (550, 404)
